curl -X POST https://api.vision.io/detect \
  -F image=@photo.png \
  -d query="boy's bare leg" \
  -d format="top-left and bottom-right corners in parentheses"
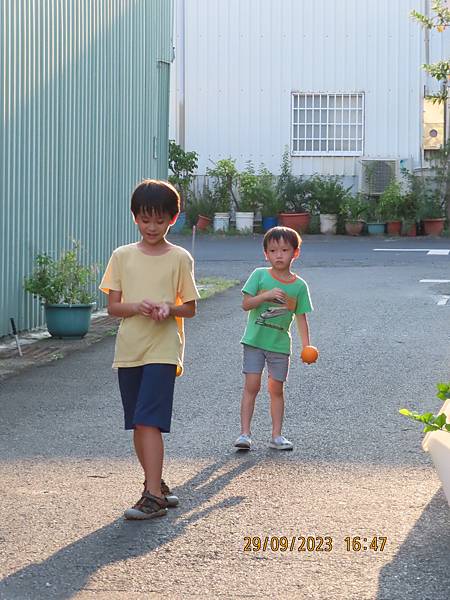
top-left (133, 425), bottom-right (164, 498)
top-left (240, 373), bottom-right (261, 434)
top-left (268, 377), bottom-right (285, 438)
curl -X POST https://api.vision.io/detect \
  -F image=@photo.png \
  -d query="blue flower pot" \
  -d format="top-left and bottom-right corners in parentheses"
top-left (367, 222), bottom-right (386, 235)
top-left (262, 216), bottom-right (278, 232)
top-left (170, 211), bottom-right (186, 233)
top-left (45, 304), bottom-right (94, 339)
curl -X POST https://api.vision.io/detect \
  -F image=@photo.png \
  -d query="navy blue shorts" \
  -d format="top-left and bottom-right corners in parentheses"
top-left (117, 364), bottom-right (177, 432)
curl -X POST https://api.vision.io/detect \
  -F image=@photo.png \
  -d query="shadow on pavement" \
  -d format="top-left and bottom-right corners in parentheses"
top-left (0, 454), bottom-right (257, 600)
top-left (377, 490), bottom-right (450, 600)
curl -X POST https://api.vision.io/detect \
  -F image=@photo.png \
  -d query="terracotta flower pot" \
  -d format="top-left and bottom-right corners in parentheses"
top-left (386, 220), bottom-right (402, 235)
top-left (196, 214), bottom-right (212, 230)
top-left (423, 218), bottom-right (445, 236)
top-left (345, 220), bottom-right (364, 236)
top-left (278, 212), bottom-right (311, 233)
top-left (401, 222), bottom-right (417, 237)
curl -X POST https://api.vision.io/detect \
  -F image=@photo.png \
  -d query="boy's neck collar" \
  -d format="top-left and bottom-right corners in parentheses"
top-left (136, 239), bottom-right (173, 256)
top-left (269, 268), bottom-right (297, 283)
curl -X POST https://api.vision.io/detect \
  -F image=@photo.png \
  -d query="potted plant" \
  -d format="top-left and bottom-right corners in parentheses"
top-left (400, 382), bottom-right (450, 506)
top-left (185, 185), bottom-right (215, 230)
top-left (206, 158), bottom-right (239, 232)
top-left (239, 165), bottom-right (281, 232)
top-left (378, 179), bottom-right (404, 235)
top-left (168, 140), bottom-right (198, 233)
top-left (237, 163), bottom-right (259, 232)
top-left (310, 174), bottom-right (352, 234)
top-left (340, 193), bottom-right (368, 236)
top-left (419, 193), bottom-right (446, 235)
top-left (365, 200), bottom-right (386, 235)
top-left (399, 192), bottom-right (418, 236)
top-left (277, 149), bottom-right (313, 233)
top-left (24, 243), bottom-right (97, 339)
top-left (260, 180), bottom-right (282, 233)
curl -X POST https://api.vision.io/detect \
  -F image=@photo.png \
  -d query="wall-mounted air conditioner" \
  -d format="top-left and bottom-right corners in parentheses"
top-left (359, 158), bottom-right (400, 196)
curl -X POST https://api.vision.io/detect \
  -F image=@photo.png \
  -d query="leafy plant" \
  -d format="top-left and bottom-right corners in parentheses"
top-left (400, 382), bottom-right (450, 433)
top-left (24, 242), bottom-right (97, 305)
top-left (258, 169), bottom-right (283, 217)
top-left (238, 163), bottom-right (260, 212)
top-left (276, 148), bottom-right (314, 213)
top-left (168, 141), bottom-right (198, 211)
top-left (340, 193), bottom-right (369, 221)
top-left (238, 164), bottom-right (281, 215)
top-left (411, 1), bottom-right (450, 103)
top-left (428, 140), bottom-right (450, 219)
top-left (366, 199), bottom-right (384, 223)
top-left (378, 179), bottom-right (404, 221)
top-left (310, 174), bottom-right (352, 214)
top-left (185, 184), bottom-right (216, 225)
top-left (206, 158), bottom-right (239, 212)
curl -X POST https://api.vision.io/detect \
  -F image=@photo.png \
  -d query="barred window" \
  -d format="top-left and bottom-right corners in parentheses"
top-left (291, 93), bottom-right (364, 156)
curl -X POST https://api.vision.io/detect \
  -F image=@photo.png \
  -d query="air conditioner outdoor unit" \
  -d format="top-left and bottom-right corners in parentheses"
top-left (359, 159), bottom-right (400, 196)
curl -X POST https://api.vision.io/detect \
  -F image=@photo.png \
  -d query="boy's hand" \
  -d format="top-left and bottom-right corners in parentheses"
top-left (264, 288), bottom-right (287, 304)
top-left (136, 299), bottom-right (158, 317)
top-left (152, 302), bottom-right (171, 321)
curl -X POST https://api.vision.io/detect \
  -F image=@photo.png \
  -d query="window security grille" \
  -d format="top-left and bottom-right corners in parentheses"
top-left (291, 93), bottom-right (364, 156)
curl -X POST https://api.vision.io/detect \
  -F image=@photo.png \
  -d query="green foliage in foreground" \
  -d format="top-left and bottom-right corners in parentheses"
top-left (399, 383), bottom-right (450, 433)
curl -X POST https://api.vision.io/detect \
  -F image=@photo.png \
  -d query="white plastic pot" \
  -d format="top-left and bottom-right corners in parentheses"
top-left (235, 211), bottom-right (254, 232)
top-left (213, 212), bottom-right (230, 232)
top-left (422, 399), bottom-right (450, 506)
top-left (319, 213), bottom-right (338, 234)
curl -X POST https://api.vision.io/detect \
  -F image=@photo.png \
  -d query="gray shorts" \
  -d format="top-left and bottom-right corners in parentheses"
top-left (242, 344), bottom-right (290, 382)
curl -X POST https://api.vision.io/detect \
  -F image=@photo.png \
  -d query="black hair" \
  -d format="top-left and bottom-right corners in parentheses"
top-left (130, 179), bottom-right (180, 219)
top-left (263, 226), bottom-right (302, 251)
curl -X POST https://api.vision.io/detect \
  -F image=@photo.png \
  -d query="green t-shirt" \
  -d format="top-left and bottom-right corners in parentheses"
top-left (241, 267), bottom-right (313, 355)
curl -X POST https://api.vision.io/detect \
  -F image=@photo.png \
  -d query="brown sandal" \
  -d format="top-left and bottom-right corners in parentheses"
top-left (124, 491), bottom-right (168, 520)
top-left (142, 479), bottom-right (179, 507)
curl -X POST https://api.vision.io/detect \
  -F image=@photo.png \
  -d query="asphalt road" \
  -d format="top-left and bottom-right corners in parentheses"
top-left (1, 234), bottom-right (450, 600)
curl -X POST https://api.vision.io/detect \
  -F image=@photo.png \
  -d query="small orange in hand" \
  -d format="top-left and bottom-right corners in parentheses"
top-left (301, 345), bottom-right (319, 364)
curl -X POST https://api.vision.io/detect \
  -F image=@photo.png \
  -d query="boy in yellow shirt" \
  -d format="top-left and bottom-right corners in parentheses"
top-left (100, 180), bottom-right (199, 520)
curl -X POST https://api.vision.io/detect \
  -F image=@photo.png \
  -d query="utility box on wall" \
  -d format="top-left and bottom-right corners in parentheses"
top-left (423, 97), bottom-right (445, 150)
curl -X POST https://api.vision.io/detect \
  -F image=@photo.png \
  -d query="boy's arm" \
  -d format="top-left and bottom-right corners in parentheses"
top-left (242, 289), bottom-right (287, 311)
top-left (168, 300), bottom-right (196, 319)
top-left (295, 313), bottom-right (310, 348)
top-left (107, 290), bottom-right (159, 318)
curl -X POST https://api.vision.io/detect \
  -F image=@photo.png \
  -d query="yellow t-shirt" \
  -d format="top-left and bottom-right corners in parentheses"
top-left (99, 243), bottom-right (199, 375)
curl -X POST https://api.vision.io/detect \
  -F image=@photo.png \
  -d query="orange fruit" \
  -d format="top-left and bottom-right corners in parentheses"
top-left (301, 345), bottom-right (319, 364)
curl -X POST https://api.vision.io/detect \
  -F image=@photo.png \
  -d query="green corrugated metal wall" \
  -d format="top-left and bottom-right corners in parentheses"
top-left (0, 0), bottom-right (173, 337)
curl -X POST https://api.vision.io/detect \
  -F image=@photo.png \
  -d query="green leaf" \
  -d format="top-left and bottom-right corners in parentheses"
top-left (417, 412), bottom-right (435, 423)
top-left (433, 413), bottom-right (447, 429)
top-left (423, 424), bottom-right (439, 433)
top-left (399, 409), bottom-right (412, 416)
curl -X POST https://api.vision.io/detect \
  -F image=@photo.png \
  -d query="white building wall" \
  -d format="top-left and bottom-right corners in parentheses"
top-left (171, 0), bottom-right (441, 177)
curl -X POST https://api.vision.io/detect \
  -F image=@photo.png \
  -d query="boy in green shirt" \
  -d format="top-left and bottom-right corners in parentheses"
top-left (234, 226), bottom-right (313, 451)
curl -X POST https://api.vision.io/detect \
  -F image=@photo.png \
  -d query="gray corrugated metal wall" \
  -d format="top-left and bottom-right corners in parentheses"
top-left (1, 0), bottom-right (173, 337)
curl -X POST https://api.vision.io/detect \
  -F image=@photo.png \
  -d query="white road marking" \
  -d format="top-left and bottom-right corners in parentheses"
top-left (373, 248), bottom-right (430, 252)
top-left (373, 248), bottom-right (450, 256)
top-left (420, 279), bottom-right (450, 283)
top-left (437, 296), bottom-right (450, 306)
